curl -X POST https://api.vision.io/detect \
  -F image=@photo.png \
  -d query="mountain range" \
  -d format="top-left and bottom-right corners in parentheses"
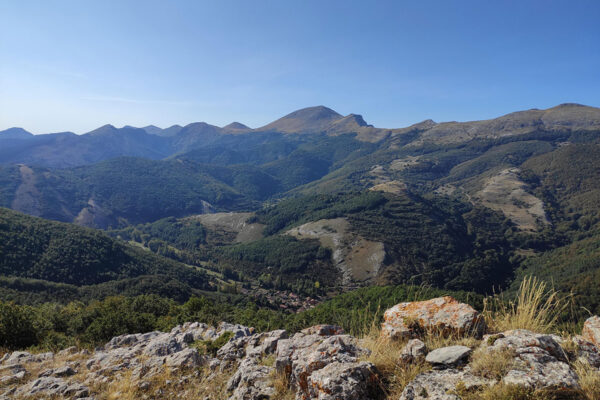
top-left (1, 103), bottom-right (600, 318)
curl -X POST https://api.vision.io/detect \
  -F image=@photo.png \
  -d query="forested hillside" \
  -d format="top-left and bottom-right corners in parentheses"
top-left (0, 208), bottom-right (211, 295)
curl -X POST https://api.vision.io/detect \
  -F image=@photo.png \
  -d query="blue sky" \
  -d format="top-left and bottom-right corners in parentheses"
top-left (1, 0), bottom-right (599, 133)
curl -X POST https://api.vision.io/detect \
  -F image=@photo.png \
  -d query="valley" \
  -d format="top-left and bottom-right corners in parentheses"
top-left (1, 103), bottom-right (600, 355)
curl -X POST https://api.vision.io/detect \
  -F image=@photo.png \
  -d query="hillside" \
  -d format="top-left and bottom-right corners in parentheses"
top-left (0, 207), bottom-right (211, 295)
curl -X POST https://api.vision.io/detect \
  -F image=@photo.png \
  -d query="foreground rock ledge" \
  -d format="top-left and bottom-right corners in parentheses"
top-left (1, 304), bottom-right (599, 399)
top-left (0, 323), bottom-right (382, 400)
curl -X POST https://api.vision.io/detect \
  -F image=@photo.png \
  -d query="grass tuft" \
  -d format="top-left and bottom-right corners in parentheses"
top-left (573, 359), bottom-right (600, 400)
top-left (469, 346), bottom-right (515, 380)
top-left (484, 276), bottom-right (570, 334)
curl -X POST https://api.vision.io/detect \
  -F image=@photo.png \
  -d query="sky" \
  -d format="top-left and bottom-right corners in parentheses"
top-left (1, 0), bottom-right (599, 134)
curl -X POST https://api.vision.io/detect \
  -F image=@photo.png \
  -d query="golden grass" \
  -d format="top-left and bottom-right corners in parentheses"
top-left (94, 365), bottom-right (231, 400)
top-left (359, 324), bottom-right (430, 398)
top-left (484, 276), bottom-right (570, 334)
top-left (269, 370), bottom-right (295, 400)
top-left (573, 360), bottom-right (600, 400)
top-left (454, 383), bottom-right (541, 400)
top-left (422, 330), bottom-right (480, 351)
top-left (469, 346), bottom-right (515, 380)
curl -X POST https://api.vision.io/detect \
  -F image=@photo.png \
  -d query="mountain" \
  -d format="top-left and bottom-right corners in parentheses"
top-left (0, 158), bottom-right (275, 228)
top-left (257, 106), bottom-right (343, 133)
top-left (1, 103), bottom-right (600, 300)
top-left (2, 104), bottom-right (598, 169)
top-left (142, 124), bottom-right (184, 137)
top-left (0, 127), bottom-right (33, 139)
top-left (222, 122), bottom-right (251, 133)
top-left (408, 103), bottom-right (600, 146)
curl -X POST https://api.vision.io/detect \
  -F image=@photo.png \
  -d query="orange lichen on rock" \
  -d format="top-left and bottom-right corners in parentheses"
top-left (583, 316), bottom-right (600, 348)
top-left (381, 296), bottom-right (486, 340)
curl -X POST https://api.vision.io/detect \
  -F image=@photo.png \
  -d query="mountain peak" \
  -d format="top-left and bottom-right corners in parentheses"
top-left (223, 122), bottom-right (251, 132)
top-left (0, 127), bottom-right (33, 139)
top-left (257, 106), bottom-right (343, 133)
top-left (85, 124), bottom-right (118, 136)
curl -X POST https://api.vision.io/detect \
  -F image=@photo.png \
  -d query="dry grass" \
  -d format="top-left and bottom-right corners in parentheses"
top-left (95, 366), bottom-right (231, 400)
top-left (454, 383), bottom-right (544, 400)
top-left (421, 330), bottom-right (480, 352)
top-left (469, 346), bottom-right (515, 380)
top-left (573, 360), bottom-right (600, 400)
top-left (269, 370), bottom-right (295, 400)
top-left (359, 325), bottom-right (430, 398)
top-left (484, 276), bottom-right (570, 334)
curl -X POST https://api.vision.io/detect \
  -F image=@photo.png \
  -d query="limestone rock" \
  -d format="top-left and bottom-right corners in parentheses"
top-left (164, 348), bottom-right (203, 368)
top-left (400, 369), bottom-right (492, 400)
top-left (400, 339), bottom-right (427, 364)
top-left (307, 361), bottom-right (382, 400)
top-left (381, 296), bottom-right (485, 340)
top-left (227, 357), bottom-right (275, 400)
top-left (425, 345), bottom-right (471, 368)
top-left (1, 351), bottom-right (53, 365)
top-left (481, 330), bottom-right (579, 391)
top-left (572, 335), bottom-right (600, 368)
top-left (582, 315), bottom-right (600, 348)
top-left (300, 325), bottom-right (344, 336)
top-left (16, 377), bottom-right (89, 398)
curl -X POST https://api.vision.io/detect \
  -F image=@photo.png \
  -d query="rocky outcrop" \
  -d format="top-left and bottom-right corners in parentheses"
top-left (381, 296), bottom-right (485, 339)
top-left (0, 320), bottom-right (384, 399)
top-left (2, 308), bottom-right (599, 400)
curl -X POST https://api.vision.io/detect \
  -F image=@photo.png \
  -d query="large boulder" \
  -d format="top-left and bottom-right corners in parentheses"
top-left (582, 315), bottom-right (600, 348)
top-left (381, 296), bottom-right (485, 340)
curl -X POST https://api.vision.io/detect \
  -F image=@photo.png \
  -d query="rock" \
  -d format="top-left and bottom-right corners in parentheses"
top-left (582, 315), bottom-right (600, 348)
top-left (400, 369), bottom-right (493, 400)
top-left (0, 363), bottom-right (26, 373)
top-left (0, 370), bottom-right (26, 384)
top-left (425, 345), bottom-right (471, 368)
top-left (381, 296), bottom-right (485, 340)
top-left (2, 351), bottom-right (53, 365)
top-left (307, 361), bottom-right (382, 400)
top-left (54, 366), bottom-right (77, 377)
top-left (16, 377), bottom-right (89, 398)
top-left (227, 357), bottom-right (275, 400)
top-left (164, 348), bottom-right (203, 368)
top-left (572, 335), bottom-right (600, 368)
top-left (143, 335), bottom-right (183, 357)
top-left (400, 339), bottom-right (427, 363)
top-left (300, 325), bottom-right (344, 336)
top-left (481, 330), bottom-right (579, 391)
top-left (217, 322), bottom-right (253, 339)
top-left (58, 346), bottom-right (79, 357)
